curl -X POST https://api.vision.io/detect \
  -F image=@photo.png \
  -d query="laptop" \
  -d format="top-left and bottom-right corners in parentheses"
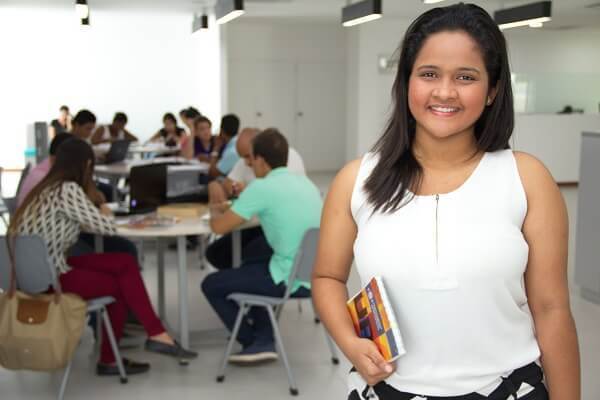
top-left (115, 163), bottom-right (168, 216)
top-left (104, 140), bottom-right (131, 164)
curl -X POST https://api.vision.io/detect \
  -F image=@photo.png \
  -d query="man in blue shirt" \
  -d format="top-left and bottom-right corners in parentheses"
top-left (202, 128), bottom-right (322, 363)
top-left (208, 114), bottom-right (241, 177)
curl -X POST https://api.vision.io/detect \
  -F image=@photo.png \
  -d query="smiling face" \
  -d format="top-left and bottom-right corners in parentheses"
top-left (408, 30), bottom-right (496, 142)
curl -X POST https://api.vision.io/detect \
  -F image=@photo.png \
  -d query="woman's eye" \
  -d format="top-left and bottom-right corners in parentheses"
top-left (457, 75), bottom-right (475, 81)
top-left (420, 72), bottom-right (437, 78)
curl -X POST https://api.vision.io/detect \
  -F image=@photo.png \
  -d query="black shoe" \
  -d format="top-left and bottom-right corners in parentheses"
top-left (96, 358), bottom-right (150, 376)
top-left (144, 339), bottom-right (198, 360)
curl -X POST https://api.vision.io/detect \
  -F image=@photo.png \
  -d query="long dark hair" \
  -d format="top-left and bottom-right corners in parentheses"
top-left (364, 3), bottom-right (514, 213)
top-left (8, 138), bottom-right (96, 236)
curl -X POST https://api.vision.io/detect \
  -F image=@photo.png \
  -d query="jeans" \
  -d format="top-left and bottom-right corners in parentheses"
top-left (205, 227), bottom-right (272, 270)
top-left (62, 253), bottom-right (164, 364)
top-left (201, 260), bottom-right (310, 347)
top-left (69, 233), bottom-right (140, 335)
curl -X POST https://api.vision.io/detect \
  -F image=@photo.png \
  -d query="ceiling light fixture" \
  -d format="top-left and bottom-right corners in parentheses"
top-left (192, 13), bottom-right (209, 33)
top-left (494, 1), bottom-right (552, 30)
top-left (216, 0), bottom-right (244, 25)
top-left (75, 0), bottom-right (89, 20)
top-left (342, 0), bottom-right (382, 28)
top-left (423, 0), bottom-right (446, 4)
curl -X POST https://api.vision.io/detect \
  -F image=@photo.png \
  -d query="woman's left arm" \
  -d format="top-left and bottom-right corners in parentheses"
top-left (516, 152), bottom-right (581, 400)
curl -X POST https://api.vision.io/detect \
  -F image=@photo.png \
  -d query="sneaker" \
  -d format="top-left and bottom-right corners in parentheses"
top-left (228, 342), bottom-right (279, 364)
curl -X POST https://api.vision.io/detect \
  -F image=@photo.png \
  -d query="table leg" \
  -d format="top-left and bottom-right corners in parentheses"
top-left (110, 177), bottom-right (119, 202)
top-left (177, 236), bottom-right (190, 352)
top-left (157, 238), bottom-right (166, 320)
top-left (232, 230), bottom-right (242, 268)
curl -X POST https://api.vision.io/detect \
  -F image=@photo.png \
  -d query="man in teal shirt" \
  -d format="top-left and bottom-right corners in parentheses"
top-left (202, 128), bottom-right (322, 363)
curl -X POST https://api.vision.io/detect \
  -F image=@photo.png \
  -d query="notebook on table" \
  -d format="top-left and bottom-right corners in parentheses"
top-left (347, 277), bottom-right (406, 362)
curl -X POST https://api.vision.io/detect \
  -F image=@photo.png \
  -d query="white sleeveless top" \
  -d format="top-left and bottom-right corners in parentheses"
top-left (350, 150), bottom-right (540, 396)
top-left (102, 125), bottom-right (125, 141)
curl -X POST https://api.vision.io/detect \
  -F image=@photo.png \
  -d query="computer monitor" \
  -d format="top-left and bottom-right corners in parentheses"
top-left (129, 163), bottom-right (168, 214)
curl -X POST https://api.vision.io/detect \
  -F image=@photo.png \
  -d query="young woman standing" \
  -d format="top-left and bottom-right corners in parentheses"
top-left (312, 4), bottom-right (579, 400)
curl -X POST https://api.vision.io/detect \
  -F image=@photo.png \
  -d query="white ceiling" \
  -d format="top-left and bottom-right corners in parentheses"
top-left (2, 0), bottom-right (600, 29)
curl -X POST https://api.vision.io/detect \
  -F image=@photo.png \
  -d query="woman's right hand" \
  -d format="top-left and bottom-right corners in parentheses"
top-left (99, 203), bottom-right (113, 217)
top-left (345, 337), bottom-right (395, 386)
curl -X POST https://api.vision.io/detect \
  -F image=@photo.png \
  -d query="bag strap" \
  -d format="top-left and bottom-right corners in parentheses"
top-left (6, 235), bottom-right (17, 299)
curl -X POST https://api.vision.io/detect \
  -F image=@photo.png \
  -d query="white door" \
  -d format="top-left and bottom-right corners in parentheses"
top-left (228, 60), bottom-right (296, 145)
top-left (295, 62), bottom-right (346, 171)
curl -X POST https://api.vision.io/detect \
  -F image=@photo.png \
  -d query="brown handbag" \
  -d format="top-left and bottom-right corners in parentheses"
top-left (0, 240), bottom-right (87, 371)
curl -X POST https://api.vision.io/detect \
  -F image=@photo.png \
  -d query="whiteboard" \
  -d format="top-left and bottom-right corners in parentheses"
top-left (574, 132), bottom-right (600, 302)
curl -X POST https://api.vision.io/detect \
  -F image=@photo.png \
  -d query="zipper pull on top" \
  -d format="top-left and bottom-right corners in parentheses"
top-left (435, 194), bottom-right (440, 264)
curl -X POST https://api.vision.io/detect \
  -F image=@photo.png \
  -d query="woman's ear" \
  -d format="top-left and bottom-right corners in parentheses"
top-left (487, 85), bottom-right (498, 106)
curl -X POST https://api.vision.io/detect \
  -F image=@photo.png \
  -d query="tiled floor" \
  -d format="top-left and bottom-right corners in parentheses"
top-left (1, 173), bottom-right (599, 399)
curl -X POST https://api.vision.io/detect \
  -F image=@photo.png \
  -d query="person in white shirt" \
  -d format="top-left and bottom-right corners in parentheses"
top-left (205, 127), bottom-right (307, 270)
top-left (208, 127), bottom-right (305, 204)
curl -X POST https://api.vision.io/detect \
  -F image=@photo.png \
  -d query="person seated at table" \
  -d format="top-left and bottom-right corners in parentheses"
top-left (17, 131), bottom-right (139, 272)
top-left (205, 127), bottom-right (306, 270)
top-left (179, 106), bottom-right (201, 135)
top-left (17, 133), bottom-right (72, 207)
top-left (69, 109), bottom-right (97, 143)
top-left (49, 105), bottom-right (72, 138)
top-left (202, 128), bottom-right (322, 363)
top-left (182, 116), bottom-right (218, 162)
top-left (66, 109), bottom-right (114, 201)
top-left (91, 112), bottom-right (138, 145)
top-left (8, 138), bottom-right (197, 376)
top-left (207, 114), bottom-right (241, 178)
top-left (149, 113), bottom-right (186, 147)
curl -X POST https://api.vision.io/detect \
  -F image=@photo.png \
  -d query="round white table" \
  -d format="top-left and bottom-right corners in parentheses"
top-left (95, 216), bottom-right (257, 352)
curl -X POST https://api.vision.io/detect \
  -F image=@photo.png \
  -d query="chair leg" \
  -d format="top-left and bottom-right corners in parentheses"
top-left (323, 328), bottom-right (340, 365)
top-left (101, 307), bottom-right (128, 384)
top-left (266, 306), bottom-right (298, 396)
top-left (57, 357), bottom-right (74, 400)
top-left (93, 310), bottom-right (103, 355)
top-left (216, 303), bottom-right (247, 383)
top-left (311, 300), bottom-right (320, 324)
top-left (297, 299), bottom-right (303, 314)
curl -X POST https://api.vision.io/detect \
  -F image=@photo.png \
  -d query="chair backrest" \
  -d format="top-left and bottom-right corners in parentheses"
top-left (282, 228), bottom-right (320, 300)
top-left (0, 235), bottom-right (57, 294)
top-left (16, 163), bottom-right (32, 196)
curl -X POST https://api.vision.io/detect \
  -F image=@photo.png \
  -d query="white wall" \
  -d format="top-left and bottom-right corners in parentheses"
top-left (345, 20), bottom-right (600, 161)
top-left (504, 27), bottom-right (600, 114)
top-left (512, 114), bottom-right (600, 183)
top-left (346, 19), bottom-right (411, 161)
top-left (226, 19), bottom-right (347, 171)
top-left (0, 7), bottom-right (222, 169)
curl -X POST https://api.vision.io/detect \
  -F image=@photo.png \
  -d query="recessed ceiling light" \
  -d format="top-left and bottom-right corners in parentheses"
top-left (342, 0), bottom-right (382, 28)
top-left (75, 0), bottom-right (89, 20)
top-left (494, 1), bottom-right (552, 30)
top-left (216, 0), bottom-right (245, 25)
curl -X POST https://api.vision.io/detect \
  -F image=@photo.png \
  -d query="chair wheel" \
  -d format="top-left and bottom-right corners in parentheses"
top-left (120, 377), bottom-right (128, 384)
top-left (314, 318), bottom-right (320, 324)
top-left (290, 388), bottom-right (299, 396)
top-left (216, 375), bottom-right (225, 383)
top-left (179, 359), bottom-right (189, 366)
top-left (332, 357), bottom-right (340, 365)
